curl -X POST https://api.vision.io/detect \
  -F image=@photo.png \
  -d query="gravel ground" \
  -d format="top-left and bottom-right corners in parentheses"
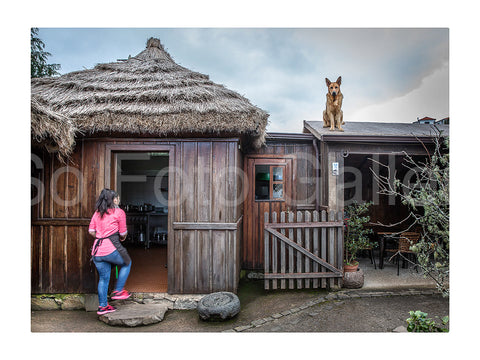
top-left (244, 293), bottom-right (449, 332)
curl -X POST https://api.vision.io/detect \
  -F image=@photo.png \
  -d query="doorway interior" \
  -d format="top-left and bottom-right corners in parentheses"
top-left (115, 152), bottom-right (169, 292)
top-left (343, 153), bottom-right (428, 229)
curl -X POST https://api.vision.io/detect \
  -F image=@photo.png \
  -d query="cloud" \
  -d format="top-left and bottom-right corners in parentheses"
top-left (189, 28), bottom-right (449, 130)
top-left (38, 28), bottom-right (449, 132)
top-left (350, 62), bottom-right (449, 123)
top-left (290, 28), bottom-right (449, 106)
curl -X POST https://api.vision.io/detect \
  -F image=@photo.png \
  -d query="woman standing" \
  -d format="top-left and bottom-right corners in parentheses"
top-left (89, 189), bottom-right (132, 315)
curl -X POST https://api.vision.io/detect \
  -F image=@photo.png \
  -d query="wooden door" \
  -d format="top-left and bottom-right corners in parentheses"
top-left (242, 155), bottom-right (295, 269)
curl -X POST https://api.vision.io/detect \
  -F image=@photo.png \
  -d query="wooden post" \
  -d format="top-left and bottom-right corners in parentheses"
top-left (312, 210), bottom-right (319, 288)
top-left (280, 212), bottom-right (286, 289)
top-left (328, 210), bottom-right (335, 288)
top-left (288, 211), bottom-right (295, 289)
top-left (304, 211), bottom-right (311, 288)
top-left (327, 152), bottom-right (338, 212)
top-left (327, 151), bottom-right (344, 213)
top-left (271, 211), bottom-right (278, 290)
top-left (321, 210), bottom-right (327, 288)
top-left (337, 210), bottom-right (344, 287)
top-left (296, 211), bottom-right (303, 289)
top-left (264, 212), bottom-right (270, 290)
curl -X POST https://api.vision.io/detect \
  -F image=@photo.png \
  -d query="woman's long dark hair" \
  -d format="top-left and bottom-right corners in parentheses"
top-left (95, 189), bottom-right (118, 218)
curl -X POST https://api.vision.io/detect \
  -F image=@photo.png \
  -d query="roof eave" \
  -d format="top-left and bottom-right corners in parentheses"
top-left (317, 134), bottom-right (439, 144)
top-left (303, 120), bottom-right (446, 144)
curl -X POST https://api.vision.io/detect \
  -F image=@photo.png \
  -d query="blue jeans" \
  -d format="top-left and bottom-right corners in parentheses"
top-left (93, 250), bottom-right (132, 307)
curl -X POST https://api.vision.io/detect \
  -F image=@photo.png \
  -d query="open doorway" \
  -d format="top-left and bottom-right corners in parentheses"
top-left (343, 153), bottom-right (428, 228)
top-left (115, 152), bottom-right (169, 292)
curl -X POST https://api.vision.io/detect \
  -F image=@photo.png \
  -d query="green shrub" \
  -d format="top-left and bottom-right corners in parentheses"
top-left (344, 201), bottom-right (374, 266)
top-left (406, 310), bottom-right (449, 332)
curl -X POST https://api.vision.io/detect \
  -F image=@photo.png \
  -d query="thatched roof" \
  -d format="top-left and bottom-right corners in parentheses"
top-left (31, 37), bottom-right (269, 157)
top-left (31, 97), bottom-right (78, 158)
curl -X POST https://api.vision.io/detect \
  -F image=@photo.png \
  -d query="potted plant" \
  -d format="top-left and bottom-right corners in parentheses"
top-left (343, 201), bottom-right (374, 272)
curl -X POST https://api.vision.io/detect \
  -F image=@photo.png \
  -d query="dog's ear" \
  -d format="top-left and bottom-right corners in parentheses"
top-left (325, 78), bottom-right (331, 86)
top-left (336, 76), bottom-right (342, 86)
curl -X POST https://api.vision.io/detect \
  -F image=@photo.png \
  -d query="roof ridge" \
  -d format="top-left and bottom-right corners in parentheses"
top-left (133, 37), bottom-right (176, 63)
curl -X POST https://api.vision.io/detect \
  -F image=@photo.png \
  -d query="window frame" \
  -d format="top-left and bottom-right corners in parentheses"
top-left (255, 164), bottom-right (286, 202)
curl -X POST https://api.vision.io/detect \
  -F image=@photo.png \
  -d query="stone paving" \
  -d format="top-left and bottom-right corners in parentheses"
top-left (226, 288), bottom-right (439, 332)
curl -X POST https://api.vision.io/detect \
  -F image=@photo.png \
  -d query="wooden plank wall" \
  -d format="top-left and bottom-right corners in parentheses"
top-left (170, 140), bottom-right (242, 293)
top-left (31, 141), bottom-right (100, 293)
top-left (31, 138), bottom-right (242, 294)
top-left (253, 141), bottom-right (317, 208)
top-left (242, 140), bottom-right (317, 270)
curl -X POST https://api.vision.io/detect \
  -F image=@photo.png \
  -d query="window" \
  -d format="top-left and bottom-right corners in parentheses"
top-left (255, 165), bottom-right (285, 201)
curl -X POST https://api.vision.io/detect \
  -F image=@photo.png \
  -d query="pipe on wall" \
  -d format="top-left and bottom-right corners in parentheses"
top-left (312, 138), bottom-right (320, 212)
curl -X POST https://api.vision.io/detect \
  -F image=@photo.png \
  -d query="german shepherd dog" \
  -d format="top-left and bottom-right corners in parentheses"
top-left (323, 76), bottom-right (344, 131)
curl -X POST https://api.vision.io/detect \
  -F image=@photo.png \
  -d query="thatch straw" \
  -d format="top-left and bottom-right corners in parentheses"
top-left (31, 97), bottom-right (78, 160)
top-left (31, 37), bottom-right (269, 156)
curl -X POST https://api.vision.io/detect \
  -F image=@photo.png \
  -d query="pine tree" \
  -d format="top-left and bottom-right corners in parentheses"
top-left (31, 28), bottom-right (61, 78)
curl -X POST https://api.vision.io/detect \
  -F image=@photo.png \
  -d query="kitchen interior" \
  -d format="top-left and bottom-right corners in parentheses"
top-left (116, 152), bottom-right (169, 292)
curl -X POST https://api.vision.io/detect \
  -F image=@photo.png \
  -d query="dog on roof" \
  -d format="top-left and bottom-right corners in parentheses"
top-left (323, 76), bottom-right (344, 131)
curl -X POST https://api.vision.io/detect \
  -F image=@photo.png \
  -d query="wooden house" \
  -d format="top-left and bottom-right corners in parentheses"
top-left (303, 121), bottom-right (449, 228)
top-left (31, 38), bottom-right (449, 296)
top-left (31, 38), bottom-right (268, 295)
top-left (241, 122), bottom-right (448, 290)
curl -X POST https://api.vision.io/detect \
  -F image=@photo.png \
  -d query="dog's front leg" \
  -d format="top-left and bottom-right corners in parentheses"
top-left (323, 110), bottom-right (330, 128)
top-left (329, 112), bottom-right (335, 131)
top-left (336, 111), bottom-right (344, 131)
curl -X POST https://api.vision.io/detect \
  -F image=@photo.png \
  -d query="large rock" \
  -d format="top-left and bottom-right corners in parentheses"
top-left (99, 303), bottom-right (169, 327)
top-left (31, 296), bottom-right (61, 310)
top-left (343, 268), bottom-right (364, 289)
top-left (197, 292), bottom-right (240, 321)
top-left (61, 295), bottom-right (85, 310)
top-left (393, 325), bottom-right (408, 332)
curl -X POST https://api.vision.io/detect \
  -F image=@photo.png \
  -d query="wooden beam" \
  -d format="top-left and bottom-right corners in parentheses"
top-left (32, 218), bottom-right (91, 226)
top-left (264, 272), bottom-right (342, 279)
top-left (173, 222), bottom-right (238, 230)
top-left (265, 221), bottom-right (343, 229)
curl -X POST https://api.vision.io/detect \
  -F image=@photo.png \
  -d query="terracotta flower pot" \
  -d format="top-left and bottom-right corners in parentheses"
top-left (343, 262), bottom-right (359, 273)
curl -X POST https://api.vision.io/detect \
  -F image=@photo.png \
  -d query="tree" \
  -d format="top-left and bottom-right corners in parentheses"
top-left (372, 127), bottom-right (449, 297)
top-left (31, 28), bottom-right (60, 78)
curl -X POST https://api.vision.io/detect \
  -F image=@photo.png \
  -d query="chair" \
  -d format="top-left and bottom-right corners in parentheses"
top-left (363, 244), bottom-right (377, 269)
top-left (384, 232), bottom-right (420, 275)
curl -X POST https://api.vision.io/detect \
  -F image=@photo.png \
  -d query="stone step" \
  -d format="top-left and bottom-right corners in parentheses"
top-left (99, 303), bottom-right (170, 327)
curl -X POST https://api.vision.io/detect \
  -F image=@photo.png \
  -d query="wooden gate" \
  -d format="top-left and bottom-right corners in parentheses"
top-left (264, 210), bottom-right (343, 289)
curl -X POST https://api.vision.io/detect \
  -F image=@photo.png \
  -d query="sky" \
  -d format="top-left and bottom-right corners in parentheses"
top-left (37, 27), bottom-right (449, 133)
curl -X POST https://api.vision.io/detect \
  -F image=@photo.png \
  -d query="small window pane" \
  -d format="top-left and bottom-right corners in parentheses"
top-left (272, 183), bottom-right (283, 199)
top-left (255, 165), bottom-right (270, 200)
top-left (272, 167), bottom-right (283, 181)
